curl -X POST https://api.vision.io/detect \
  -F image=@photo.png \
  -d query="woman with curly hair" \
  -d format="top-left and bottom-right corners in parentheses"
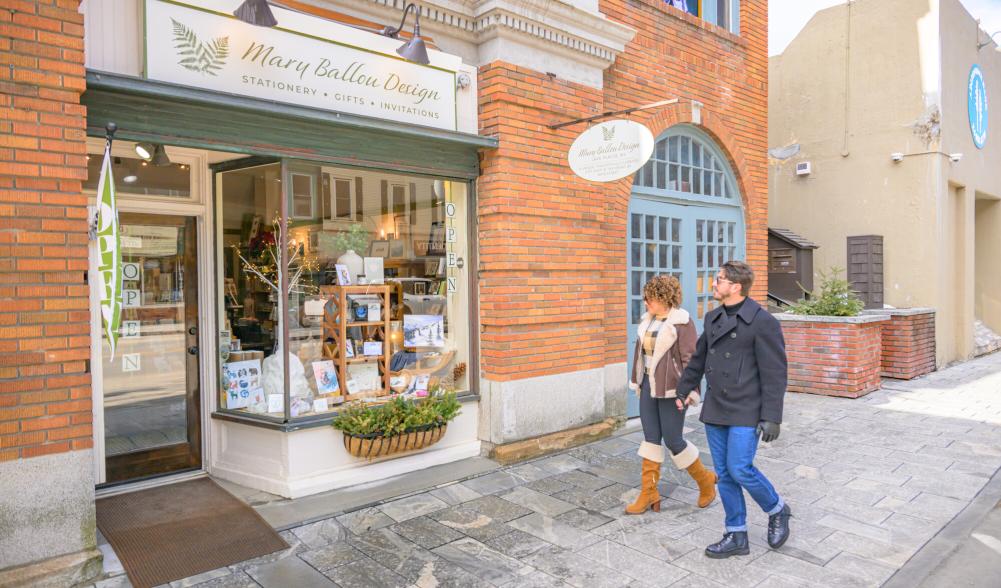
top-left (625, 274), bottom-right (717, 514)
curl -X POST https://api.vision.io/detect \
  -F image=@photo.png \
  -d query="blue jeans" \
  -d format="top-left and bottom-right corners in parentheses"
top-left (705, 424), bottom-right (784, 533)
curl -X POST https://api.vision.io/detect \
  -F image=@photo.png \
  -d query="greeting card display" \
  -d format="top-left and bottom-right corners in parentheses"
top-left (403, 314), bottom-right (445, 348)
top-left (223, 359), bottom-right (265, 410)
top-left (311, 360), bottom-right (340, 394)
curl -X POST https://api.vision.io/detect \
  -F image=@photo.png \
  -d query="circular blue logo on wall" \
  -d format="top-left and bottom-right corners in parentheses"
top-left (969, 64), bottom-right (988, 149)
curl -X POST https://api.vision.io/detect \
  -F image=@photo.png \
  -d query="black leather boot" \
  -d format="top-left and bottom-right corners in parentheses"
top-left (767, 504), bottom-right (792, 548)
top-left (705, 531), bottom-right (750, 559)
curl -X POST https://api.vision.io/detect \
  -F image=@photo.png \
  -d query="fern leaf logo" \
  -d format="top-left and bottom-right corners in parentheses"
top-left (601, 125), bottom-right (615, 141)
top-left (171, 19), bottom-right (228, 76)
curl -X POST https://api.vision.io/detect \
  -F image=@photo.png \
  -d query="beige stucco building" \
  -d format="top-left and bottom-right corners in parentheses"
top-left (770, 0), bottom-right (1001, 366)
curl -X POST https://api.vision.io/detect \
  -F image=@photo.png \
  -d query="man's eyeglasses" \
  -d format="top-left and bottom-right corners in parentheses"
top-left (714, 275), bottom-right (733, 285)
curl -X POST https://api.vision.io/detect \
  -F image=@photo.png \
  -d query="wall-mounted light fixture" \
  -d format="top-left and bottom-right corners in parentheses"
top-left (150, 144), bottom-right (172, 167)
top-left (382, 3), bottom-right (430, 65)
top-left (977, 31), bottom-right (1001, 51)
top-left (233, 0), bottom-right (278, 27)
top-left (135, 143), bottom-right (154, 160)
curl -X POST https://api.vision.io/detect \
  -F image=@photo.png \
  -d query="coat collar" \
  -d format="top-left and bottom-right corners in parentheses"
top-left (707, 298), bottom-right (762, 345)
top-left (709, 297), bottom-right (761, 325)
top-left (639, 307), bottom-right (690, 329)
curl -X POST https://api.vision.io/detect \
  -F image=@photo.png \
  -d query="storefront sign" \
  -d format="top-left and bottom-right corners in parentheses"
top-left (123, 321), bottom-right (141, 338)
top-left (568, 120), bottom-right (655, 182)
top-left (969, 64), bottom-right (988, 149)
top-left (144, 0), bottom-right (458, 131)
top-left (123, 262), bottom-right (141, 281)
top-left (122, 354), bottom-right (141, 372)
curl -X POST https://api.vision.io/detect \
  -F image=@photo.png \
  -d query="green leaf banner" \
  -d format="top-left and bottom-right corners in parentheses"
top-left (96, 141), bottom-right (122, 360)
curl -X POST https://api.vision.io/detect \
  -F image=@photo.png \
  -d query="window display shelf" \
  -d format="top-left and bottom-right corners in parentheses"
top-left (320, 284), bottom-right (391, 400)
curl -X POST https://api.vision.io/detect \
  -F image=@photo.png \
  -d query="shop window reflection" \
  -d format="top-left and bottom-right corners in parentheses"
top-left (217, 162), bottom-right (284, 420)
top-left (216, 160), bottom-right (470, 423)
top-left (284, 163), bottom-right (470, 421)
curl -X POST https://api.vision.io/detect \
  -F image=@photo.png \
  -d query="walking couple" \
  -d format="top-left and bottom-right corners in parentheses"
top-left (626, 261), bottom-right (792, 558)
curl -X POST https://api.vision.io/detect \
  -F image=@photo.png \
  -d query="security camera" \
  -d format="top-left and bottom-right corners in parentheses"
top-left (949, 153), bottom-right (963, 162)
top-left (891, 153), bottom-right (904, 162)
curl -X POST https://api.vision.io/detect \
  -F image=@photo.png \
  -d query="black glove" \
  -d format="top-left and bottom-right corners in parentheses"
top-left (757, 421), bottom-right (780, 443)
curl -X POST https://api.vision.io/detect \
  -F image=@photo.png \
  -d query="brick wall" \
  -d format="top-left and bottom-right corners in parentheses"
top-left (0, 0), bottom-right (91, 463)
top-left (782, 319), bottom-right (886, 398)
top-left (878, 312), bottom-right (936, 380)
top-left (477, 0), bottom-right (768, 380)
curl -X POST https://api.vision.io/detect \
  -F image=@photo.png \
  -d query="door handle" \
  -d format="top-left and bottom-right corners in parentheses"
top-left (187, 346), bottom-right (199, 356)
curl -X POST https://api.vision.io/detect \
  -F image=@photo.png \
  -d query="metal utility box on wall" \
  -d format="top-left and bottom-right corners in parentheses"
top-left (768, 228), bottom-right (818, 305)
top-left (847, 235), bottom-right (884, 309)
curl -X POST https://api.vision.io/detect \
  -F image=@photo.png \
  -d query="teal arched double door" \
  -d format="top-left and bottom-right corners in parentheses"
top-left (626, 126), bottom-right (745, 418)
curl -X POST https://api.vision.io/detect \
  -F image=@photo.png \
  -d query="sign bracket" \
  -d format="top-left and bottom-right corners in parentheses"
top-left (548, 98), bottom-right (680, 130)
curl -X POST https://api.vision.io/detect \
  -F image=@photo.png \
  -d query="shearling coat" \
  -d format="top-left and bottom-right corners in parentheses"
top-left (629, 307), bottom-right (699, 401)
top-left (676, 297), bottom-right (787, 427)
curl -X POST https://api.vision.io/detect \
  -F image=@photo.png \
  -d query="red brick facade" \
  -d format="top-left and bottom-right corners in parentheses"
top-left (0, 0), bottom-right (91, 462)
top-left (877, 312), bottom-right (936, 380)
top-left (0, 0), bottom-right (769, 455)
top-left (782, 319), bottom-right (887, 398)
top-left (477, 0), bottom-right (768, 381)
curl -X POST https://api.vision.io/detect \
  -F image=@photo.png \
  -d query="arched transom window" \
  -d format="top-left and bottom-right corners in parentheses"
top-left (634, 129), bottom-right (738, 204)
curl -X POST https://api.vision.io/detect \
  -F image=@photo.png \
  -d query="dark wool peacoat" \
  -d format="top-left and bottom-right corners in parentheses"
top-left (676, 297), bottom-right (788, 427)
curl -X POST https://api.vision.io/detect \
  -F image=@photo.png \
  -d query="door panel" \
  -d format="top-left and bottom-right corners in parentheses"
top-left (102, 213), bottom-right (201, 484)
top-left (626, 197), bottom-right (744, 418)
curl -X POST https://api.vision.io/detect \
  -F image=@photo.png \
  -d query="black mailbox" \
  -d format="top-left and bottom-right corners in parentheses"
top-left (768, 228), bottom-right (818, 305)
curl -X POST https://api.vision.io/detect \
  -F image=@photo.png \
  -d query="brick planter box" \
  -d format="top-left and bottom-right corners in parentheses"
top-left (775, 313), bottom-right (890, 398)
top-left (862, 308), bottom-right (936, 380)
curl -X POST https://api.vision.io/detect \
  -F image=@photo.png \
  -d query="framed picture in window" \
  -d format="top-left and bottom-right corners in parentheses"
top-left (291, 173), bottom-right (315, 219)
top-left (389, 239), bottom-right (405, 258)
top-left (368, 240), bottom-right (390, 257)
top-left (427, 222), bottom-right (446, 256)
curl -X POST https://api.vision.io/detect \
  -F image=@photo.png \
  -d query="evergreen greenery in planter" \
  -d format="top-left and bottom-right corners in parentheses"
top-left (790, 267), bottom-right (864, 317)
top-left (332, 392), bottom-right (461, 458)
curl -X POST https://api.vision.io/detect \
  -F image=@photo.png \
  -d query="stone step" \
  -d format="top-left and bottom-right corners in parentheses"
top-left (973, 319), bottom-right (1001, 357)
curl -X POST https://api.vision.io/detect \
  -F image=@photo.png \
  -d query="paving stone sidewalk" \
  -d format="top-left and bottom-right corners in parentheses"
top-left (91, 352), bottom-right (1001, 588)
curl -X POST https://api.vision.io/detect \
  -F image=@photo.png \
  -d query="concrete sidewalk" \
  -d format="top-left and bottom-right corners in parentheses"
top-left (89, 351), bottom-right (1001, 587)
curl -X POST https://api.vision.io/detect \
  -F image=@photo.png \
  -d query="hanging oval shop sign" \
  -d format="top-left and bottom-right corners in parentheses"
top-left (968, 64), bottom-right (988, 149)
top-left (568, 120), bottom-right (655, 182)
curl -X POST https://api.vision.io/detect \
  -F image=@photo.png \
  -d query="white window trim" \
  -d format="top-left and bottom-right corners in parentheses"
top-left (290, 172), bottom-right (316, 220)
top-left (321, 170), bottom-right (356, 226)
top-left (699, 0), bottom-right (740, 35)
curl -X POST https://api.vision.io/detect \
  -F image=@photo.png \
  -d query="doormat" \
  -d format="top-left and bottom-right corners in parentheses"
top-left (96, 477), bottom-right (288, 588)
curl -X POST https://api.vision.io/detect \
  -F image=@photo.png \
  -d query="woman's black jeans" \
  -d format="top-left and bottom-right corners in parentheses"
top-left (639, 375), bottom-right (688, 456)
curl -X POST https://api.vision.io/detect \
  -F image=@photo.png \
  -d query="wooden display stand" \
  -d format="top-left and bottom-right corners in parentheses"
top-left (320, 284), bottom-right (392, 400)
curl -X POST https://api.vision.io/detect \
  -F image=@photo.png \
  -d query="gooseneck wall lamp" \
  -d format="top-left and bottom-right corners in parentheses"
top-left (382, 3), bottom-right (430, 65)
top-left (134, 143), bottom-right (172, 166)
top-left (977, 30), bottom-right (1001, 52)
top-left (233, 0), bottom-right (278, 27)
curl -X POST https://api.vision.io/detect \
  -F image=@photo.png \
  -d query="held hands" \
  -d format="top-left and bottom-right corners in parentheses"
top-left (675, 394), bottom-right (697, 411)
top-left (757, 420), bottom-right (780, 442)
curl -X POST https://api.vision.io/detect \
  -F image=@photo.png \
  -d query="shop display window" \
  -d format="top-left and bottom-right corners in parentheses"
top-left (216, 160), bottom-right (470, 423)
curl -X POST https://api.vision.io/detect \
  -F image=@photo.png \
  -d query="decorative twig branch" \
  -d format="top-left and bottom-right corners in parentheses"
top-left (232, 215), bottom-right (319, 298)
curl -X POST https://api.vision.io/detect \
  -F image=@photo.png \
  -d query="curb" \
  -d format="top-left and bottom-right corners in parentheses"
top-left (882, 464), bottom-right (1001, 587)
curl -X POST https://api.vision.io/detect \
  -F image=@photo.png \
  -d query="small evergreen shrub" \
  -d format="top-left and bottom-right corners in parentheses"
top-left (789, 267), bottom-right (865, 317)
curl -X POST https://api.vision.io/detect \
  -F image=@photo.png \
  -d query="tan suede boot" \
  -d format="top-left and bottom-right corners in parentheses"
top-left (625, 458), bottom-right (662, 514)
top-left (686, 458), bottom-right (718, 508)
